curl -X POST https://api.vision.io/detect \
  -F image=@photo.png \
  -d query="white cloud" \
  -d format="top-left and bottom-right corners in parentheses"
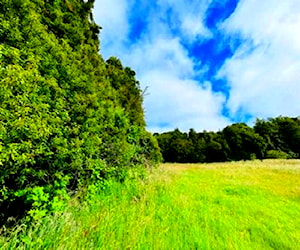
top-left (93, 0), bottom-right (129, 58)
top-left (141, 70), bottom-right (229, 132)
top-left (181, 15), bottom-right (212, 40)
top-left (219, 0), bottom-right (300, 119)
top-left (127, 36), bottom-right (229, 132)
top-left (125, 36), bottom-right (230, 132)
top-left (157, 0), bottom-right (213, 40)
top-left (93, 0), bottom-right (230, 132)
top-left (128, 37), bottom-right (194, 77)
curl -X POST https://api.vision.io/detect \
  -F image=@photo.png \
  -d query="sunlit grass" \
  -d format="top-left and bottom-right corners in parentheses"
top-left (1, 159), bottom-right (300, 249)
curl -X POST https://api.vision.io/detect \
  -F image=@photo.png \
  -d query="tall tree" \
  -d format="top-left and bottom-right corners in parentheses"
top-left (254, 117), bottom-right (300, 158)
top-left (223, 123), bottom-right (266, 160)
top-left (105, 57), bottom-right (145, 126)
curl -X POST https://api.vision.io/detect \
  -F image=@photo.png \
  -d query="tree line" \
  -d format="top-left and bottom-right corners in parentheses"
top-left (0, 0), bottom-right (161, 225)
top-left (155, 117), bottom-right (300, 163)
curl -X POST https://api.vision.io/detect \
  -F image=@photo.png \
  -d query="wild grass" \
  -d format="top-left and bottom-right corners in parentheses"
top-left (1, 159), bottom-right (300, 249)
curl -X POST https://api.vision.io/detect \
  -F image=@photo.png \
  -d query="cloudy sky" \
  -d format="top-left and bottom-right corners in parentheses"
top-left (93, 0), bottom-right (300, 132)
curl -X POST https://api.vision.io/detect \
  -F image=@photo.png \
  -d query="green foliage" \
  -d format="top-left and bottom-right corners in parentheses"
top-left (105, 57), bottom-right (146, 126)
top-left (222, 123), bottom-right (266, 161)
top-left (156, 117), bottom-right (299, 163)
top-left (0, 0), bottom-right (160, 224)
top-left (155, 129), bottom-right (192, 163)
top-left (254, 117), bottom-right (300, 158)
top-left (266, 150), bottom-right (289, 159)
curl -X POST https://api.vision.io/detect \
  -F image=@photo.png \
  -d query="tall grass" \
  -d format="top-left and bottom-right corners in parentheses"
top-left (1, 160), bottom-right (300, 249)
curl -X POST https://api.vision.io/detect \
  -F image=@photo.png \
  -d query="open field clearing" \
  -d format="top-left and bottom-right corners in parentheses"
top-left (1, 160), bottom-right (300, 249)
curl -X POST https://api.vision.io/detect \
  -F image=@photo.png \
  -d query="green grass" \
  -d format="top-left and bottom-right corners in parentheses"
top-left (1, 160), bottom-right (300, 249)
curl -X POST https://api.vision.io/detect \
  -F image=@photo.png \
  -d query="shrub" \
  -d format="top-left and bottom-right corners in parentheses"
top-left (266, 150), bottom-right (289, 159)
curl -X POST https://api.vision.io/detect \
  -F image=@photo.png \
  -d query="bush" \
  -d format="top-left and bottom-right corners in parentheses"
top-left (266, 150), bottom-right (289, 159)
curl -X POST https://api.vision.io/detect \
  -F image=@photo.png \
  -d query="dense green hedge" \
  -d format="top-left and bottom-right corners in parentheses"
top-left (0, 0), bottom-right (161, 224)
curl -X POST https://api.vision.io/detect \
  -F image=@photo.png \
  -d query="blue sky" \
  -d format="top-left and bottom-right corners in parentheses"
top-left (93, 0), bottom-right (300, 132)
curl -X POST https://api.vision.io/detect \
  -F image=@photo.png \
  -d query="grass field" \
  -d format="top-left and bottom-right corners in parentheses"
top-left (1, 159), bottom-right (300, 249)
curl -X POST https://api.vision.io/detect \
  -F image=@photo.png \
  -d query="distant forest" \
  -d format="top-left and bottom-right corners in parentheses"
top-left (155, 117), bottom-right (300, 163)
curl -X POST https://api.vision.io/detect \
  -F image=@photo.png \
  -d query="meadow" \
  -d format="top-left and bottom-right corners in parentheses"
top-left (1, 159), bottom-right (300, 249)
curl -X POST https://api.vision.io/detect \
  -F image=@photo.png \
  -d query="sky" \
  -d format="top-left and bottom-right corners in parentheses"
top-left (93, 0), bottom-right (300, 133)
